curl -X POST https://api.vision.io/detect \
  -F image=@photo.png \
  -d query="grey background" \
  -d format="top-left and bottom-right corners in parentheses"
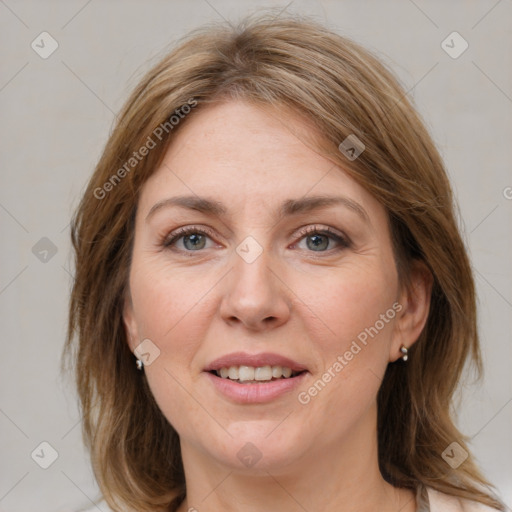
top-left (0, 1), bottom-right (511, 511)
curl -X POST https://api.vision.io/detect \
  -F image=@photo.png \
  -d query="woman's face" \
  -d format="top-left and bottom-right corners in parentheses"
top-left (124, 100), bottom-right (425, 473)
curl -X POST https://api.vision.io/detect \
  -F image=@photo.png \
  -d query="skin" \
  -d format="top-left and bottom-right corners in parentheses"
top-left (123, 100), bottom-right (432, 512)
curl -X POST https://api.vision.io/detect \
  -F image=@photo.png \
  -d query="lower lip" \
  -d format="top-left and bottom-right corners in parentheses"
top-left (204, 371), bottom-right (308, 404)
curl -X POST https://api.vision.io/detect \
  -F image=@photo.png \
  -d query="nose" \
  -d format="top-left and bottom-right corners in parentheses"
top-left (219, 244), bottom-right (292, 331)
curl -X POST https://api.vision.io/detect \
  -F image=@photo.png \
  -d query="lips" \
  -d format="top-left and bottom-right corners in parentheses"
top-left (204, 352), bottom-right (308, 373)
top-left (203, 352), bottom-right (308, 404)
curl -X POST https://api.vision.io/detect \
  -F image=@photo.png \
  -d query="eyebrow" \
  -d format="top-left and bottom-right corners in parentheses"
top-left (145, 194), bottom-right (370, 224)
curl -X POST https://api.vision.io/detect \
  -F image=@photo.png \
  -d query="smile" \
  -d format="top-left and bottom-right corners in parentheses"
top-left (203, 352), bottom-right (309, 403)
top-left (214, 365), bottom-right (302, 383)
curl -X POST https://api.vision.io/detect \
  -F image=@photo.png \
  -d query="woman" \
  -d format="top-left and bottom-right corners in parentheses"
top-left (66, 13), bottom-right (506, 512)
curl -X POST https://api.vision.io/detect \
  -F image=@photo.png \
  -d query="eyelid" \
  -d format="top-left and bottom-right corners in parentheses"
top-left (292, 224), bottom-right (351, 249)
top-left (163, 225), bottom-right (217, 246)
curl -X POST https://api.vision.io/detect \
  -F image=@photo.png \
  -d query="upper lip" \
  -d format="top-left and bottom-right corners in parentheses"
top-left (204, 352), bottom-right (308, 372)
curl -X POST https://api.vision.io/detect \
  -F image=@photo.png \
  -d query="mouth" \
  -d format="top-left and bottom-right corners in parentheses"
top-left (210, 365), bottom-right (305, 384)
top-left (203, 352), bottom-right (308, 403)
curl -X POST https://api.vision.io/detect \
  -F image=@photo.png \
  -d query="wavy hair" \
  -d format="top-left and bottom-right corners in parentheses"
top-left (64, 12), bottom-right (504, 511)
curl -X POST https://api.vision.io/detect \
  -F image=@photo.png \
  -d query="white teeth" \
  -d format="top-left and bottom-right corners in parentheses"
top-left (254, 366), bottom-right (272, 381)
top-left (238, 366), bottom-right (255, 382)
top-left (271, 366), bottom-right (282, 378)
top-left (215, 365), bottom-right (299, 382)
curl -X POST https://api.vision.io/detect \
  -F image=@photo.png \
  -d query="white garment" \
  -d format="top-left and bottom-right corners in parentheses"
top-left (79, 486), bottom-right (501, 511)
top-left (427, 487), bottom-right (500, 511)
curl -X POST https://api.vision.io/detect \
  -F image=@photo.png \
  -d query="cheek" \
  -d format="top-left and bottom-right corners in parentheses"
top-left (130, 281), bottom-right (206, 437)
top-left (293, 260), bottom-right (398, 416)
top-left (298, 259), bottom-right (398, 354)
top-left (129, 256), bottom-right (212, 344)
top-left (128, 259), bottom-right (218, 431)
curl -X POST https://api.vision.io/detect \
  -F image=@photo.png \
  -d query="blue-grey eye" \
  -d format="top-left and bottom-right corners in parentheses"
top-left (306, 234), bottom-right (330, 251)
top-left (182, 233), bottom-right (207, 250)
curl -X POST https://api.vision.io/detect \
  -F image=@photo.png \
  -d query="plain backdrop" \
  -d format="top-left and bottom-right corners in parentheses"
top-left (0, 1), bottom-right (511, 511)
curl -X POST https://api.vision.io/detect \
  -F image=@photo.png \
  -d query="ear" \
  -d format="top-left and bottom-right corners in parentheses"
top-left (123, 293), bottom-right (139, 353)
top-left (390, 259), bottom-right (433, 362)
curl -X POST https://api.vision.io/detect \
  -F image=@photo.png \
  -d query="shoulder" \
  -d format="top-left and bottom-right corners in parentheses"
top-left (427, 486), bottom-right (501, 512)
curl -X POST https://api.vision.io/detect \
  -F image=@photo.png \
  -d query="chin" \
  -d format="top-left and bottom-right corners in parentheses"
top-left (207, 420), bottom-right (309, 473)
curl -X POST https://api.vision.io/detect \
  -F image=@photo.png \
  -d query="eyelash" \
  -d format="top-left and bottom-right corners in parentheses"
top-left (162, 224), bottom-right (351, 255)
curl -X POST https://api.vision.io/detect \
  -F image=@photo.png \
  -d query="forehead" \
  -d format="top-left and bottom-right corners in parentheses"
top-left (137, 100), bottom-right (384, 223)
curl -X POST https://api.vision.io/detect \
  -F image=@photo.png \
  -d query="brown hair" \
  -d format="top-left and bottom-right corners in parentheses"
top-left (63, 12), bottom-right (504, 511)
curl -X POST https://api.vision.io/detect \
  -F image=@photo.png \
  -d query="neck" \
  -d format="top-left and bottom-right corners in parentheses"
top-left (175, 405), bottom-right (415, 512)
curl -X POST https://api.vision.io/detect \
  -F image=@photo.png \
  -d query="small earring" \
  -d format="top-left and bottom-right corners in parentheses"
top-left (136, 358), bottom-right (144, 370)
top-left (400, 345), bottom-right (408, 362)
